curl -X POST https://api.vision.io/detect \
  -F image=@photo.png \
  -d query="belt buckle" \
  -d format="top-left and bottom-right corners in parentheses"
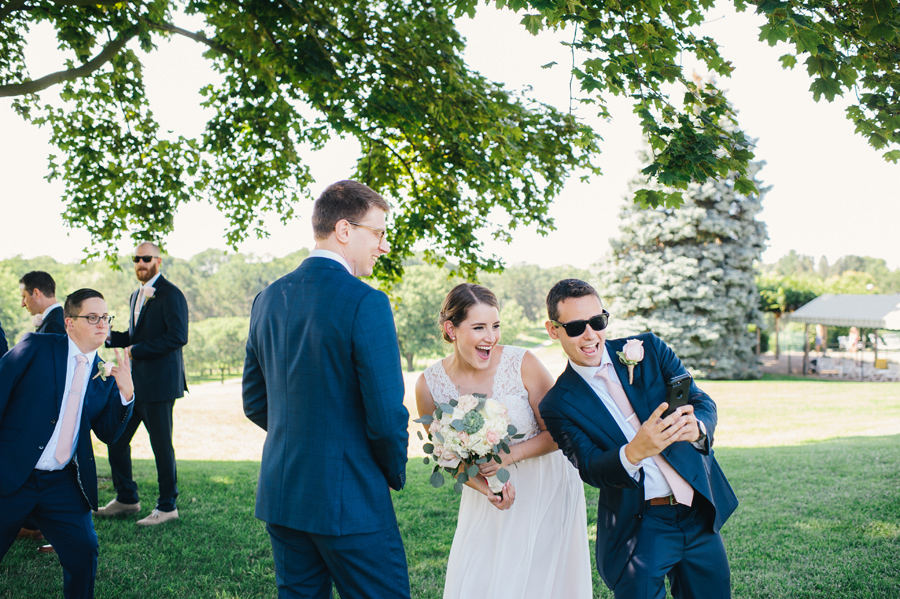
top-left (666, 495), bottom-right (677, 505)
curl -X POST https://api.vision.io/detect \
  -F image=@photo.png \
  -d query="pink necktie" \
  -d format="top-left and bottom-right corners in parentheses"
top-left (55, 354), bottom-right (89, 464)
top-left (133, 287), bottom-right (144, 325)
top-left (596, 364), bottom-right (694, 506)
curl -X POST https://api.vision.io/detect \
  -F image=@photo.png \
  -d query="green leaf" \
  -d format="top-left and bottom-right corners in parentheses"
top-left (453, 481), bottom-right (465, 493)
top-left (451, 419), bottom-right (465, 432)
top-left (457, 472), bottom-right (469, 485)
top-left (472, 393), bottom-right (487, 399)
top-left (541, 61), bottom-right (558, 69)
top-left (507, 424), bottom-right (517, 436)
top-left (433, 430), bottom-right (444, 444)
top-left (416, 430), bottom-right (423, 441)
top-left (520, 14), bottom-right (544, 36)
top-left (414, 415), bottom-right (433, 425)
top-left (423, 443), bottom-right (434, 454)
top-left (438, 403), bottom-right (454, 414)
top-left (496, 468), bottom-right (510, 483)
top-left (467, 465), bottom-right (480, 478)
top-left (779, 54), bottom-right (797, 69)
top-left (430, 472), bottom-right (445, 488)
top-left (423, 457), bottom-right (430, 465)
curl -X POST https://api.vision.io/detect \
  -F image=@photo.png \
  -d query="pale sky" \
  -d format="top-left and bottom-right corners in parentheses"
top-left (2, 1), bottom-right (898, 270)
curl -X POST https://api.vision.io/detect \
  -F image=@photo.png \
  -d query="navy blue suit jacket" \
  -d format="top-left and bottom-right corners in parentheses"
top-left (540, 332), bottom-right (738, 589)
top-left (243, 257), bottom-right (409, 536)
top-left (0, 333), bottom-right (133, 511)
top-left (109, 275), bottom-right (188, 403)
top-left (37, 305), bottom-right (66, 335)
top-left (0, 320), bottom-right (7, 358)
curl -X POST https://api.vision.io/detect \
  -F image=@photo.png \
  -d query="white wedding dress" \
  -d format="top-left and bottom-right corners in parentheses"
top-left (424, 346), bottom-right (593, 599)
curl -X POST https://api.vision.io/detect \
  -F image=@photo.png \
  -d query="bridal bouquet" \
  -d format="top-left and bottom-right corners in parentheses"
top-left (415, 394), bottom-right (523, 494)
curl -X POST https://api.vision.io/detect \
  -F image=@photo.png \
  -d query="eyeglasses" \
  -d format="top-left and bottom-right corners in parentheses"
top-left (132, 255), bottom-right (157, 263)
top-left (550, 311), bottom-right (610, 337)
top-left (346, 221), bottom-right (387, 242)
top-left (72, 314), bottom-right (115, 325)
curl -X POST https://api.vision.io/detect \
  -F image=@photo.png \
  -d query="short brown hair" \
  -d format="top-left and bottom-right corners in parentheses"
top-left (439, 283), bottom-right (499, 343)
top-left (64, 288), bottom-right (105, 319)
top-left (20, 271), bottom-right (56, 297)
top-left (311, 180), bottom-right (390, 240)
top-left (546, 279), bottom-right (600, 322)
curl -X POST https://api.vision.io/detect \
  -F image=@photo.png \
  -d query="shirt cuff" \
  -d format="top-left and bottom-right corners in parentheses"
top-left (619, 445), bottom-right (642, 479)
top-left (120, 392), bottom-right (134, 405)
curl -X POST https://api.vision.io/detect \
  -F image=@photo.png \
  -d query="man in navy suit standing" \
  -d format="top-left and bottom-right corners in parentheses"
top-left (96, 242), bottom-right (188, 526)
top-left (20, 271), bottom-right (66, 334)
top-left (18, 271), bottom-right (67, 546)
top-left (539, 279), bottom-right (738, 599)
top-left (243, 180), bottom-right (410, 599)
top-left (0, 288), bottom-right (134, 599)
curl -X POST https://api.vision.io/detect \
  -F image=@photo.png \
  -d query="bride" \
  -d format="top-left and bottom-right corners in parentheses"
top-left (415, 283), bottom-right (592, 599)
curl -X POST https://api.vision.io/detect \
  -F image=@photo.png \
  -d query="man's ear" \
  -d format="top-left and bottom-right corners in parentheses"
top-left (333, 219), bottom-right (352, 243)
top-left (32, 288), bottom-right (44, 301)
top-left (64, 317), bottom-right (74, 332)
top-left (545, 320), bottom-right (559, 340)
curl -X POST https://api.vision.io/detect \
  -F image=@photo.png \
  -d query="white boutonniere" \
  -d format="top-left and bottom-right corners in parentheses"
top-left (92, 359), bottom-right (115, 381)
top-left (32, 314), bottom-right (44, 327)
top-left (616, 338), bottom-right (644, 385)
top-left (141, 283), bottom-right (156, 300)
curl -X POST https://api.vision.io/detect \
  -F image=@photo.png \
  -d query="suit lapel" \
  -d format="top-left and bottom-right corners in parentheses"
top-left (558, 364), bottom-right (630, 447)
top-left (54, 336), bottom-right (67, 412)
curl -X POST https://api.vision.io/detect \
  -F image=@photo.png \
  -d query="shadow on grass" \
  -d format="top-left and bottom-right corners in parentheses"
top-left (3, 438), bottom-right (898, 599)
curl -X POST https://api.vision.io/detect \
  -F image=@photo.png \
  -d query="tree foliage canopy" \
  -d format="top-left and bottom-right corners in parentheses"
top-left (2, 0), bottom-right (898, 279)
top-left (1, 0), bottom-right (598, 280)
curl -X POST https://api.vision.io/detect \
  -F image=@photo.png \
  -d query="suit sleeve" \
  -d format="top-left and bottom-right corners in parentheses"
top-left (651, 333), bottom-right (717, 451)
top-left (353, 290), bottom-right (409, 491)
top-left (242, 294), bottom-right (268, 431)
top-left (130, 286), bottom-right (189, 359)
top-left (0, 333), bottom-right (37, 421)
top-left (540, 396), bottom-right (641, 490)
top-left (0, 320), bottom-right (7, 358)
top-left (90, 380), bottom-right (134, 445)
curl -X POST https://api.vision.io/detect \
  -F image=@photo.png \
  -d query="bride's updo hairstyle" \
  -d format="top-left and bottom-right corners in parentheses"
top-left (439, 283), bottom-right (499, 343)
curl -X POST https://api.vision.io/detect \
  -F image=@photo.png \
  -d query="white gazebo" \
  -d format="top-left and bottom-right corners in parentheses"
top-left (784, 293), bottom-right (900, 375)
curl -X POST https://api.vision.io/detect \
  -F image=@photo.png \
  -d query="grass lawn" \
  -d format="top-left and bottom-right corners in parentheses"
top-left (2, 378), bottom-right (899, 598)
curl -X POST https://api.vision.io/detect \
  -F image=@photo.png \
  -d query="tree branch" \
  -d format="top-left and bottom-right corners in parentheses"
top-left (0, 26), bottom-right (136, 97)
top-left (140, 18), bottom-right (235, 57)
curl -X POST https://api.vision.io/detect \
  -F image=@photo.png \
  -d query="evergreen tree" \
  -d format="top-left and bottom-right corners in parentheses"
top-left (599, 160), bottom-right (768, 380)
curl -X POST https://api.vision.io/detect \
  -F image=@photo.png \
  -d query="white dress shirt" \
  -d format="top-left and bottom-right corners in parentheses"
top-left (309, 249), bottom-right (352, 274)
top-left (35, 337), bottom-right (134, 471)
top-left (569, 348), bottom-right (675, 500)
top-left (41, 303), bottom-right (62, 321)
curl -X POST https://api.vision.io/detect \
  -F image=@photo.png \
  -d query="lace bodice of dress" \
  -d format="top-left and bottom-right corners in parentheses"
top-left (423, 346), bottom-right (539, 444)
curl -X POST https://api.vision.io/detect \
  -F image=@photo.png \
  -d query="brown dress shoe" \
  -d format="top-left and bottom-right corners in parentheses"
top-left (93, 498), bottom-right (141, 517)
top-left (17, 528), bottom-right (44, 541)
top-left (38, 545), bottom-right (56, 554)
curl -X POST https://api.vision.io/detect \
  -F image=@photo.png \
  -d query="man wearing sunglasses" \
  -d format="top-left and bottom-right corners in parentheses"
top-left (540, 279), bottom-right (737, 599)
top-left (0, 288), bottom-right (134, 599)
top-left (97, 242), bottom-right (188, 526)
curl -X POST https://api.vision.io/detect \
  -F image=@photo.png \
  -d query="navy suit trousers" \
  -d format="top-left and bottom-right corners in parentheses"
top-left (615, 499), bottom-right (730, 599)
top-left (266, 522), bottom-right (410, 599)
top-left (0, 466), bottom-right (99, 599)
top-left (107, 400), bottom-right (178, 511)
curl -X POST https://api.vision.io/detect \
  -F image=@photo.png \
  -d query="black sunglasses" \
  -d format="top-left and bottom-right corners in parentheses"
top-left (551, 311), bottom-right (610, 337)
top-left (132, 255), bottom-right (157, 263)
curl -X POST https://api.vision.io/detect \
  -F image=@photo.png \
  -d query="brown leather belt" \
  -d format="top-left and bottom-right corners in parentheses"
top-left (647, 495), bottom-right (679, 506)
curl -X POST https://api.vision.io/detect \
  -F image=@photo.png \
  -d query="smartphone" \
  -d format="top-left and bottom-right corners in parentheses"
top-left (661, 373), bottom-right (692, 419)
